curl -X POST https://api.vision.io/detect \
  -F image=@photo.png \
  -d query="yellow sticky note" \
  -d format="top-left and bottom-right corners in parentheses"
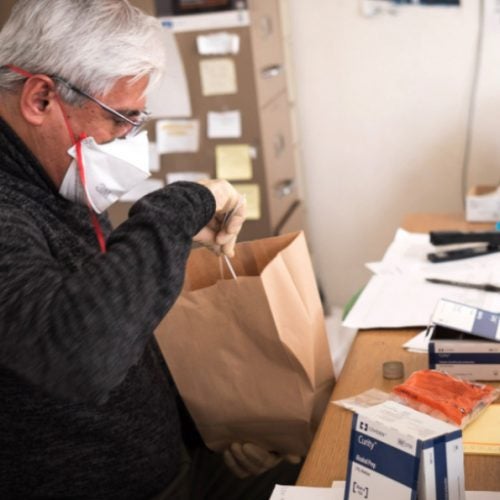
top-left (463, 404), bottom-right (500, 456)
top-left (233, 183), bottom-right (261, 220)
top-left (199, 58), bottom-right (237, 96)
top-left (215, 144), bottom-right (252, 180)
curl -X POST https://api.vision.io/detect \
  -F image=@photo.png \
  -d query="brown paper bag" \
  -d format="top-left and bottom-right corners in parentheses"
top-left (154, 231), bottom-right (335, 456)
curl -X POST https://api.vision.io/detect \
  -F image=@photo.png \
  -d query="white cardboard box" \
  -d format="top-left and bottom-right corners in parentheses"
top-left (428, 299), bottom-right (500, 381)
top-left (466, 185), bottom-right (500, 222)
top-left (345, 401), bottom-right (464, 500)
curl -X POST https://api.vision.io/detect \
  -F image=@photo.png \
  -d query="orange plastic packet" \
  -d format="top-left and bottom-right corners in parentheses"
top-left (391, 369), bottom-right (499, 427)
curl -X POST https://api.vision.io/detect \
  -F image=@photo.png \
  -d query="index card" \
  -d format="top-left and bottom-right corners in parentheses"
top-left (207, 110), bottom-right (242, 139)
top-left (156, 119), bottom-right (200, 154)
top-left (199, 58), bottom-right (237, 96)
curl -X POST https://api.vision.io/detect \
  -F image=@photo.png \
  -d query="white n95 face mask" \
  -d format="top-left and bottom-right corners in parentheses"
top-left (59, 130), bottom-right (151, 213)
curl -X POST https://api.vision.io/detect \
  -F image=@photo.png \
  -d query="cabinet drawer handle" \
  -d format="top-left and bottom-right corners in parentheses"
top-left (273, 133), bottom-right (286, 157)
top-left (274, 179), bottom-right (295, 198)
top-left (261, 64), bottom-right (282, 79)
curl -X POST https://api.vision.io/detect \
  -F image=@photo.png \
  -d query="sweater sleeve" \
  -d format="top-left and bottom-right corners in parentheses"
top-left (0, 181), bottom-right (215, 404)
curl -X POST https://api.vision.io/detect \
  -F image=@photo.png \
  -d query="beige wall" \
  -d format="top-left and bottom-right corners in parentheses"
top-left (286, 0), bottom-right (500, 306)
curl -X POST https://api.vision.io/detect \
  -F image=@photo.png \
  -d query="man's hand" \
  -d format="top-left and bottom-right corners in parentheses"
top-left (223, 442), bottom-right (301, 479)
top-left (194, 179), bottom-right (246, 257)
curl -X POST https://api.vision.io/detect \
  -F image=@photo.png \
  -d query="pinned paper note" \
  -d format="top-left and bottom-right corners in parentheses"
top-left (197, 32), bottom-right (240, 55)
top-left (148, 142), bottom-right (160, 172)
top-left (200, 58), bottom-right (237, 96)
top-left (156, 119), bottom-right (199, 154)
top-left (215, 144), bottom-right (252, 180)
top-left (166, 171), bottom-right (210, 184)
top-left (233, 183), bottom-right (261, 220)
top-left (120, 178), bottom-right (164, 202)
top-left (207, 110), bottom-right (242, 139)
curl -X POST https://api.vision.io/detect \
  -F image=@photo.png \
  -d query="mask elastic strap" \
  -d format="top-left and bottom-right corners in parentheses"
top-left (6, 64), bottom-right (106, 253)
top-left (75, 135), bottom-right (107, 253)
top-left (55, 107), bottom-right (107, 253)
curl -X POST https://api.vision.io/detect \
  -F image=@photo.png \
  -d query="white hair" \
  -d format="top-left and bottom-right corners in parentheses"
top-left (0, 0), bottom-right (166, 103)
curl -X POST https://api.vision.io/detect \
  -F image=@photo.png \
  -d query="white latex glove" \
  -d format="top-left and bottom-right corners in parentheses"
top-left (223, 442), bottom-right (301, 479)
top-left (194, 179), bottom-right (246, 257)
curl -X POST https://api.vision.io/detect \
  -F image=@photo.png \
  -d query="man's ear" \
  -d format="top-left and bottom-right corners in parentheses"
top-left (18, 75), bottom-right (58, 126)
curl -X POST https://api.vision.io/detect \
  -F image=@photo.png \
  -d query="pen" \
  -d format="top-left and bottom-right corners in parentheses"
top-left (425, 277), bottom-right (500, 293)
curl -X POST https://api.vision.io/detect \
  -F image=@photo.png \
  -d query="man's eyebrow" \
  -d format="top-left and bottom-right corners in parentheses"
top-left (116, 108), bottom-right (146, 117)
top-left (116, 108), bottom-right (139, 114)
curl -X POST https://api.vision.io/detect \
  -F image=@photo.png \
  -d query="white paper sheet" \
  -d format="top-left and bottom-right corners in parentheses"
top-left (197, 32), bottom-right (240, 55)
top-left (155, 119), bottom-right (199, 154)
top-left (366, 229), bottom-right (500, 277)
top-left (207, 110), bottom-right (241, 138)
top-left (402, 329), bottom-right (430, 353)
top-left (343, 274), bottom-right (500, 329)
top-left (147, 28), bottom-right (191, 118)
top-left (344, 228), bottom-right (500, 329)
top-left (148, 142), bottom-right (160, 173)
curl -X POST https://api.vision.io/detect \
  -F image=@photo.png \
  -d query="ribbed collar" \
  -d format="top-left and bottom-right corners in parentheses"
top-left (0, 116), bottom-right (59, 194)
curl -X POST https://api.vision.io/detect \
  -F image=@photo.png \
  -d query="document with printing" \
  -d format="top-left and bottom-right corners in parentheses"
top-left (344, 229), bottom-right (500, 329)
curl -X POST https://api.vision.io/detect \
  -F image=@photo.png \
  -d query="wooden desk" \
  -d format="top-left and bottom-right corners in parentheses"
top-left (297, 213), bottom-right (499, 491)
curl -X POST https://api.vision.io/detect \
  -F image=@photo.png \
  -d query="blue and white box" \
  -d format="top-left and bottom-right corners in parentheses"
top-left (344, 401), bottom-right (464, 500)
top-left (428, 299), bottom-right (500, 381)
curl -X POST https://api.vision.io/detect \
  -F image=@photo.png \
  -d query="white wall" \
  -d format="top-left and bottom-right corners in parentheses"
top-left (286, 0), bottom-right (500, 307)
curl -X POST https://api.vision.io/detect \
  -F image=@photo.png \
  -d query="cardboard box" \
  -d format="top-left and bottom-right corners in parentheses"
top-left (344, 401), bottom-right (464, 500)
top-left (428, 299), bottom-right (500, 381)
top-left (466, 185), bottom-right (500, 222)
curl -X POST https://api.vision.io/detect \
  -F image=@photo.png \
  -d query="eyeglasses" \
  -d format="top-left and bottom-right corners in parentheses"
top-left (52, 75), bottom-right (150, 135)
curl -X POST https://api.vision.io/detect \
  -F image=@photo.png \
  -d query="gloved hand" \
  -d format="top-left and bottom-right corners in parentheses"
top-left (223, 442), bottom-right (301, 479)
top-left (194, 179), bottom-right (246, 257)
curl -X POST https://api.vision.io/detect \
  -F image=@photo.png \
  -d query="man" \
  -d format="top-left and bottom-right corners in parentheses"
top-left (0, 1), bottom-right (299, 499)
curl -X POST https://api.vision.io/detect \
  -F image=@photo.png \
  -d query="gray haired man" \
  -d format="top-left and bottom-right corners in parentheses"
top-left (0, 0), bottom-right (299, 498)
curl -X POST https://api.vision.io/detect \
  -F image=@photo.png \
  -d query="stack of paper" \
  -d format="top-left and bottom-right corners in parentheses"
top-left (343, 229), bottom-right (500, 329)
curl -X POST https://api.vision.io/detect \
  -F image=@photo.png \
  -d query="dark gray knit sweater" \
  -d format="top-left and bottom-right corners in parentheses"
top-left (0, 117), bottom-right (215, 499)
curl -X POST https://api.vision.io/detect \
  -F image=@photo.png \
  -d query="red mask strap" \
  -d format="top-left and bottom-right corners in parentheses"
top-left (5, 64), bottom-right (106, 253)
top-left (5, 64), bottom-right (32, 78)
top-left (75, 135), bottom-right (107, 253)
